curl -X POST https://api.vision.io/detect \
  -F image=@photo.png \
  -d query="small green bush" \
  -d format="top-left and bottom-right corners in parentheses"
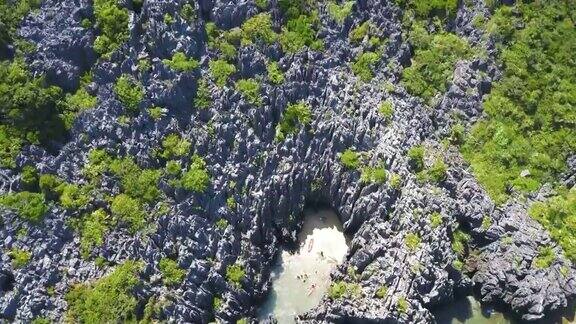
top-left (396, 0), bottom-right (458, 18)
top-left (481, 216), bottom-right (492, 230)
top-left (165, 160), bottom-right (181, 176)
top-left (39, 174), bottom-right (63, 200)
top-left (194, 78), bottom-right (212, 109)
top-left (534, 246), bottom-right (555, 269)
top-left (255, 0), bottom-right (268, 9)
top-left (378, 100), bottom-right (394, 119)
top-left (426, 158), bottom-right (447, 183)
top-left (328, 281), bottom-right (361, 299)
top-left (159, 258), bottom-right (186, 286)
top-left (360, 166), bottom-right (387, 184)
top-left (66, 260), bottom-right (142, 322)
top-left (209, 59), bottom-right (236, 87)
top-left (161, 134), bottom-right (191, 159)
top-left (226, 196), bottom-right (236, 210)
top-left (275, 102), bottom-right (312, 141)
top-left (93, 0), bottom-right (130, 57)
top-left (78, 209), bottom-right (108, 258)
top-left (266, 61), bottom-right (285, 85)
top-left (9, 248), bottom-right (31, 268)
top-left (429, 212), bottom-right (442, 228)
top-left (213, 296), bottom-right (223, 310)
top-left (235, 79), bottom-right (262, 106)
top-left (110, 194), bottom-right (146, 233)
top-left (375, 285), bottom-right (388, 298)
top-left (407, 145), bottom-right (424, 172)
top-left (404, 233), bottom-right (421, 250)
top-left (340, 149), bottom-right (360, 170)
top-left (350, 21), bottom-right (371, 43)
top-left (0, 191), bottom-right (48, 222)
top-left (148, 106), bottom-right (165, 120)
top-left (279, 12), bottom-right (322, 53)
top-left (180, 3), bottom-right (196, 21)
top-left (451, 230), bottom-right (470, 256)
top-left (226, 263), bottom-right (245, 287)
top-left (163, 52), bottom-right (200, 72)
top-left (241, 13), bottom-right (277, 45)
top-left (20, 165), bottom-right (39, 191)
top-left (179, 155), bottom-right (211, 193)
top-left (114, 75), bottom-right (144, 114)
top-left (109, 157), bottom-right (162, 203)
top-left (59, 183), bottom-right (91, 210)
top-left (389, 173), bottom-right (402, 189)
top-left (351, 51), bottom-right (379, 81)
top-left (327, 1), bottom-right (354, 24)
top-left (397, 296), bottom-right (409, 313)
top-left (59, 87), bottom-right (98, 130)
top-left (216, 218), bottom-right (229, 230)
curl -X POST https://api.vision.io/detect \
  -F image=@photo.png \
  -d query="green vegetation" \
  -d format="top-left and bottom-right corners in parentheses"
top-left (275, 102), bottom-right (312, 141)
top-left (8, 248), bottom-right (31, 268)
top-left (0, 60), bottom-right (63, 168)
top-left (350, 21), bottom-right (371, 43)
top-left (351, 51), bottom-right (379, 82)
top-left (206, 23), bottom-right (239, 60)
top-left (213, 296), bottom-right (223, 310)
top-left (0, 192), bottom-right (48, 222)
top-left (360, 165), bottom-right (387, 184)
top-left (266, 61), bottom-right (285, 85)
top-left (235, 79), bottom-right (262, 106)
top-left (404, 233), bottom-right (421, 250)
top-left (451, 229), bottom-right (470, 256)
top-left (226, 196), bottom-right (236, 210)
top-left (255, 0), bottom-right (268, 9)
top-left (425, 158), bottom-right (447, 183)
top-left (226, 263), bottom-right (245, 287)
top-left (429, 212), bottom-right (442, 228)
top-left (461, 2), bottom-right (576, 204)
top-left (328, 281), bottom-right (361, 299)
top-left (395, 0), bottom-right (458, 18)
top-left (278, 2), bottom-right (322, 53)
top-left (180, 3), bottom-right (196, 22)
top-left (148, 106), bottom-right (165, 120)
top-left (397, 296), bottom-right (409, 313)
top-left (378, 100), bottom-right (394, 119)
top-left (340, 149), bottom-right (360, 170)
top-left (375, 285), bottom-right (388, 298)
top-left (114, 75), bottom-right (144, 114)
top-left (327, 1), bottom-right (354, 24)
top-left (108, 157), bottom-right (162, 203)
top-left (390, 173), bottom-right (402, 189)
top-left (59, 183), bottom-right (91, 210)
top-left (77, 209), bottom-right (108, 258)
top-left (209, 59), bottom-right (236, 87)
top-left (407, 145), bottom-right (424, 172)
top-left (162, 52), bottom-right (200, 72)
top-left (534, 246), bottom-right (555, 269)
top-left (20, 165), bottom-right (39, 191)
top-left (194, 78), bottom-right (212, 109)
top-left (216, 218), bottom-right (229, 230)
top-left (481, 216), bottom-right (492, 230)
top-left (402, 31), bottom-right (471, 102)
top-left (529, 190), bottom-right (576, 262)
top-left (111, 194), bottom-right (146, 233)
top-left (178, 155), bottom-right (211, 193)
top-left (160, 134), bottom-right (191, 159)
top-left (241, 13), bottom-right (277, 45)
top-left (93, 0), bottom-right (130, 57)
top-left (65, 260), bottom-right (142, 323)
top-left (159, 258), bottom-right (186, 286)
top-left (59, 73), bottom-right (98, 129)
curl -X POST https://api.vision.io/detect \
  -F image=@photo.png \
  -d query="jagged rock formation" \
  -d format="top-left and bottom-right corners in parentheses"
top-left (1, 0), bottom-right (575, 323)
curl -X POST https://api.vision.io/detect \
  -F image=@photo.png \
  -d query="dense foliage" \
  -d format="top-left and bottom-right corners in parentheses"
top-left (114, 75), bottom-right (144, 114)
top-left (66, 260), bottom-right (142, 322)
top-left (462, 1), bottom-right (576, 203)
top-left (351, 51), bottom-right (379, 82)
top-left (0, 191), bottom-right (48, 222)
top-left (178, 155), bottom-right (211, 193)
top-left (395, 0), bottom-right (458, 18)
top-left (275, 102), bottom-right (312, 141)
top-left (209, 59), bottom-right (236, 87)
top-left (235, 78), bottom-right (262, 106)
top-left (226, 263), bottom-right (245, 287)
top-left (163, 52), bottom-right (200, 72)
top-left (340, 149), bottom-right (360, 170)
top-left (93, 0), bottom-right (130, 57)
top-left (278, 1), bottom-right (323, 53)
top-left (159, 258), bottom-right (186, 286)
top-left (327, 1), bottom-right (354, 25)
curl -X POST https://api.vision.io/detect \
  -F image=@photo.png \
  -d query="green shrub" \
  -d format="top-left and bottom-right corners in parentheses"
top-left (159, 258), bottom-right (186, 286)
top-left (351, 51), bottom-right (379, 81)
top-left (59, 183), bottom-right (91, 210)
top-left (93, 0), bottom-right (130, 57)
top-left (389, 173), bottom-right (402, 189)
top-left (39, 174), bottom-right (64, 200)
top-left (340, 149), bottom-right (360, 170)
top-left (360, 166), bottom-right (387, 184)
top-left (449, 123), bottom-right (465, 145)
top-left (327, 1), bottom-right (354, 24)
top-left (451, 230), bottom-right (470, 256)
top-left (429, 212), bottom-right (442, 228)
top-left (534, 246), bottom-right (555, 269)
top-left (31, 317), bottom-right (50, 324)
top-left (148, 106), bottom-right (165, 120)
top-left (461, 1), bottom-right (576, 204)
top-left (401, 32), bottom-right (471, 102)
top-left (65, 260), bottom-right (142, 322)
top-left (275, 102), bottom-right (312, 141)
top-left (20, 165), bottom-right (39, 191)
top-left (404, 233), bottom-right (421, 250)
top-left (396, 0), bottom-right (458, 18)
top-left (213, 296), bottom-right (223, 310)
top-left (163, 13), bottom-right (174, 25)
top-left (407, 145), bottom-right (424, 172)
top-left (266, 61), bottom-right (285, 85)
top-left (161, 134), bottom-right (191, 159)
top-left (235, 79), bottom-right (262, 106)
top-left (226, 263), bottom-right (245, 287)
top-left (110, 194), bottom-right (146, 233)
top-left (109, 157), bottom-right (161, 203)
top-left (397, 296), bottom-right (409, 313)
top-left (216, 218), bottom-right (229, 230)
top-left (59, 87), bottom-right (98, 130)
top-left (350, 21), bottom-right (371, 43)
top-left (163, 52), bottom-right (200, 72)
top-left (0, 191), bottom-right (48, 222)
top-left (279, 11), bottom-right (322, 53)
top-left (241, 13), bottom-right (277, 45)
top-left (255, 0), bottom-right (268, 9)
top-left (426, 158), bottom-right (447, 183)
top-left (0, 0), bottom-right (42, 48)
top-left (165, 160), bottom-right (181, 176)
top-left (481, 216), bottom-right (492, 230)
top-left (114, 75), bottom-right (144, 114)
top-left (9, 248), bottom-right (31, 268)
top-left (209, 59), bottom-right (236, 87)
top-left (530, 190), bottom-right (576, 262)
top-left (180, 3), bottom-right (196, 21)
top-left (328, 281), bottom-right (361, 299)
top-left (179, 155), bottom-right (211, 193)
top-left (194, 78), bottom-right (212, 109)
top-left (226, 196), bottom-right (237, 210)
top-left (78, 209), bottom-right (108, 258)
top-left (378, 100), bottom-right (394, 119)
top-left (375, 285), bottom-right (388, 298)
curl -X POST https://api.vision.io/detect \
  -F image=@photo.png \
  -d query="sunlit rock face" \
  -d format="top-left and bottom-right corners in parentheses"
top-left (0, 0), bottom-right (575, 323)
